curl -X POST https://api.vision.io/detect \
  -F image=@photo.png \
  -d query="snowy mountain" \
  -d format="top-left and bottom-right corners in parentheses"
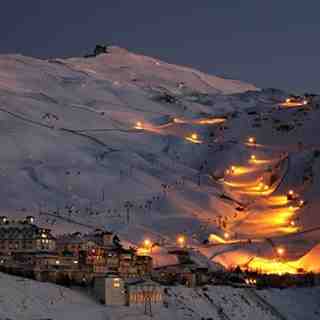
top-left (0, 46), bottom-right (319, 277)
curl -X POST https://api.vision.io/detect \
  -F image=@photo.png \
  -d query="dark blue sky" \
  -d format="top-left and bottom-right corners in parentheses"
top-left (1, 1), bottom-right (320, 93)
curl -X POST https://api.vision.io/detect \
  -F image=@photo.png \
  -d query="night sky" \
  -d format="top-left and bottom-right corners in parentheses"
top-left (1, 1), bottom-right (320, 93)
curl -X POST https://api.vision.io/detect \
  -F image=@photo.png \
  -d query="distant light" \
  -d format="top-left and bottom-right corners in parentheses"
top-left (288, 190), bottom-right (294, 196)
top-left (55, 260), bottom-right (60, 265)
top-left (191, 133), bottom-right (198, 140)
top-left (276, 247), bottom-right (285, 256)
top-left (135, 121), bottom-right (143, 129)
top-left (251, 155), bottom-right (256, 161)
top-left (248, 137), bottom-right (256, 144)
top-left (290, 221), bottom-right (296, 226)
top-left (177, 235), bottom-right (186, 247)
top-left (73, 260), bottom-right (79, 264)
top-left (286, 98), bottom-right (291, 103)
top-left (224, 232), bottom-right (230, 239)
top-left (143, 239), bottom-right (151, 248)
top-left (263, 184), bottom-right (269, 191)
top-left (303, 100), bottom-right (308, 105)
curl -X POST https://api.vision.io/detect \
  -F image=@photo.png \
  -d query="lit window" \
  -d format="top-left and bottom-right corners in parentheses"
top-left (113, 278), bottom-right (120, 288)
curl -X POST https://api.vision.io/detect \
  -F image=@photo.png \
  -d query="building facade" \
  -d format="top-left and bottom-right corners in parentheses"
top-left (0, 216), bottom-right (55, 255)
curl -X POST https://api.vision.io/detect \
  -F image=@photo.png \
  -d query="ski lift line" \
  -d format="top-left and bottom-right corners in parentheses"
top-left (73, 128), bottom-right (134, 133)
top-left (0, 106), bottom-right (118, 152)
top-left (68, 103), bottom-right (126, 129)
top-left (0, 107), bottom-right (54, 130)
top-left (267, 155), bottom-right (290, 196)
top-left (39, 211), bottom-right (98, 230)
top-left (60, 127), bottom-right (118, 151)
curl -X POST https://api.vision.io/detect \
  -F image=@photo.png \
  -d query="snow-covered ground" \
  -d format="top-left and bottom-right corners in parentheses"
top-left (0, 272), bottom-right (319, 320)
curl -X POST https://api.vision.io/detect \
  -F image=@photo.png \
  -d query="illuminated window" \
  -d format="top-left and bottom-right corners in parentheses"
top-left (113, 278), bottom-right (120, 288)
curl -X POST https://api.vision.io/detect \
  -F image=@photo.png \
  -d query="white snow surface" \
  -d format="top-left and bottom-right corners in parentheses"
top-left (0, 272), bottom-right (319, 320)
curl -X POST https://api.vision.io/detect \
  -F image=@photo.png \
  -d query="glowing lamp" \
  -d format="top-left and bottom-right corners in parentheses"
top-left (287, 190), bottom-right (295, 200)
top-left (135, 121), bottom-right (143, 129)
top-left (251, 155), bottom-right (256, 161)
top-left (191, 133), bottom-right (198, 140)
top-left (143, 239), bottom-right (151, 248)
top-left (224, 232), bottom-right (230, 239)
top-left (55, 260), bottom-right (60, 265)
top-left (177, 235), bottom-right (186, 247)
top-left (248, 137), bottom-right (256, 144)
top-left (276, 247), bottom-right (285, 256)
top-left (286, 98), bottom-right (291, 103)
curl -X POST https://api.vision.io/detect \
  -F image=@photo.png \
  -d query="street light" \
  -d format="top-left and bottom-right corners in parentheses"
top-left (135, 121), bottom-right (143, 129)
top-left (143, 239), bottom-right (152, 248)
top-left (287, 190), bottom-right (294, 201)
top-left (177, 235), bottom-right (186, 247)
top-left (191, 133), bottom-right (198, 140)
top-left (248, 137), bottom-right (256, 144)
top-left (224, 232), bottom-right (230, 240)
top-left (276, 247), bottom-right (285, 256)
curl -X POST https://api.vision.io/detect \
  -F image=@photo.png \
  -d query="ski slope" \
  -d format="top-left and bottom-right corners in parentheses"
top-left (0, 47), bottom-right (319, 274)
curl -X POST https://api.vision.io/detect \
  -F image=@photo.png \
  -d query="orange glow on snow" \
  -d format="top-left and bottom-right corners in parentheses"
top-left (196, 118), bottom-right (226, 125)
top-left (134, 121), bottom-right (143, 130)
top-left (185, 133), bottom-right (202, 144)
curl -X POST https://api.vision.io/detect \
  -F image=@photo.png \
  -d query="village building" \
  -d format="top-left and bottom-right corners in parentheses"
top-left (152, 264), bottom-right (211, 287)
top-left (94, 274), bottom-right (126, 306)
top-left (0, 216), bottom-right (55, 255)
top-left (0, 217), bottom-right (153, 286)
top-left (125, 278), bottom-right (163, 306)
top-left (93, 274), bottom-right (162, 306)
top-left (56, 231), bottom-right (151, 278)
